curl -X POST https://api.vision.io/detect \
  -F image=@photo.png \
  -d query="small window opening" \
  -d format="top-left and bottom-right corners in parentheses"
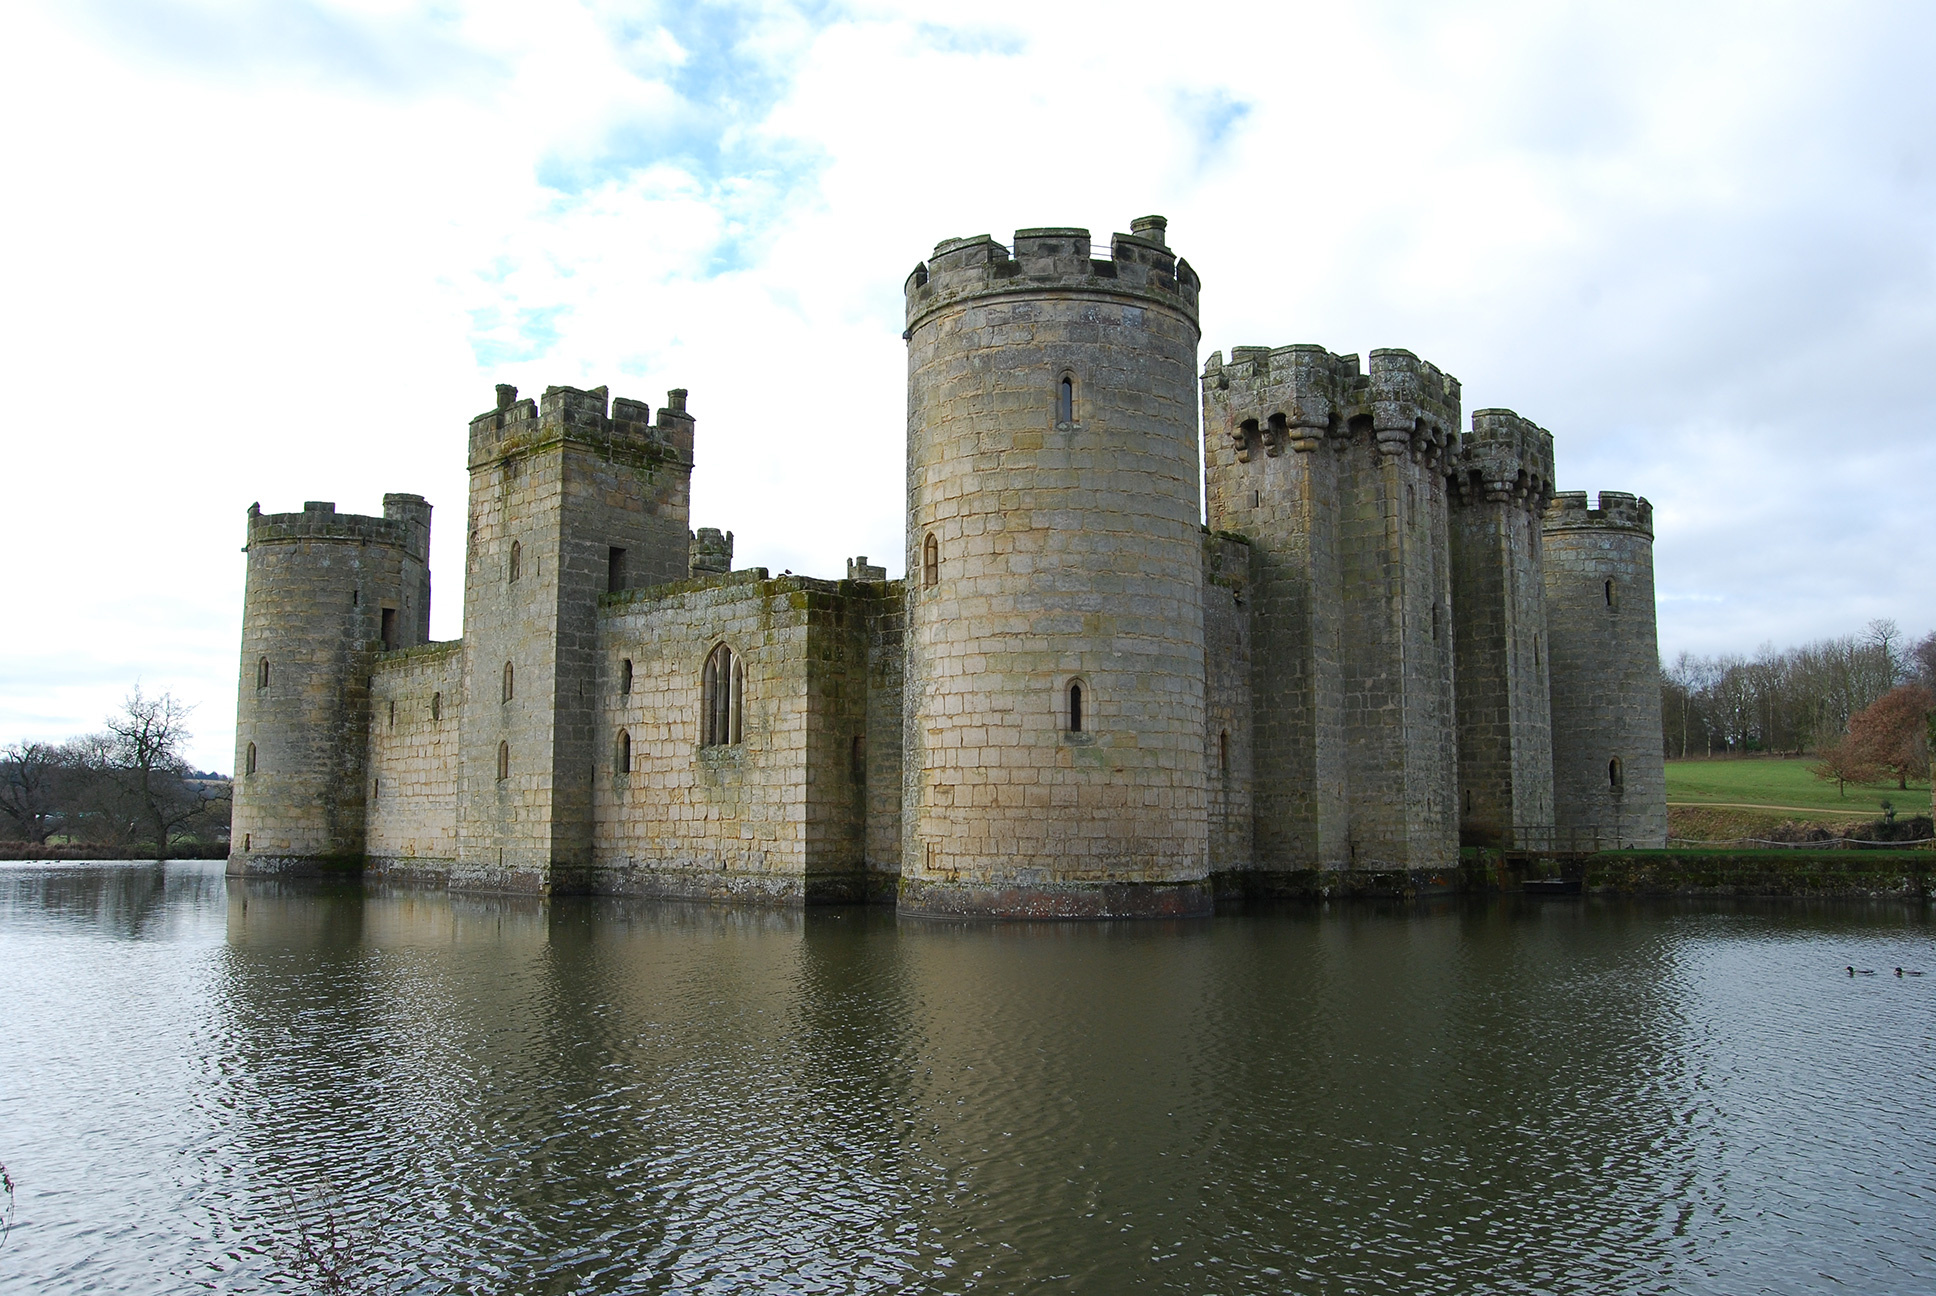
top-left (1604, 578), bottom-right (1618, 610)
top-left (388, 700), bottom-right (396, 728)
top-left (1431, 603), bottom-right (1440, 641)
top-left (502, 661), bottom-right (514, 703)
top-left (1465, 789), bottom-right (1474, 815)
top-left (702, 644), bottom-right (743, 746)
top-left (851, 734), bottom-right (866, 785)
top-left (373, 778), bottom-right (380, 798)
top-left (243, 833), bottom-right (250, 852)
top-left (922, 533), bottom-right (939, 588)
top-left (1219, 729), bottom-right (1229, 775)
top-left (245, 742), bottom-right (257, 775)
top-left (616, 729), bottom-right (631, 775)
top-left (608, 546), bottom-right (628, 594)
top-left (1069, 681), bottom-right (1085, 734)
top-left (497, 740), bottom-right (510, 781)
top-left (1057, 375), bottom-right (1074, 424)
top-left (1533, 635), bottom-right (1540, 670)
top-left (256, 657), bottom-right (269, 690)
top-left (431, 691), bottom-right (442, 721)
top-left (352, 588), bottom-right (359, 607)
top-left (380, 607), bottom-right (396, 651)
top-left (509, 540), bottom-right (521, 583)
top-left (620, 658), bottom-right (633, 694)
top-left (1609, 756), bottom-right (1625, 795)
top-left (1253, 490), bottom-right (1260, 509)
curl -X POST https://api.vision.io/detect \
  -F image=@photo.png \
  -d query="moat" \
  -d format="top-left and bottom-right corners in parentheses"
top-left (3, 861), bottom-right (1932, 1294)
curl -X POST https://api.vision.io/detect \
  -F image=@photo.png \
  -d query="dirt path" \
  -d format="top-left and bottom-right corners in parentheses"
top-left (1667, 800), bottom-right (1879, 817)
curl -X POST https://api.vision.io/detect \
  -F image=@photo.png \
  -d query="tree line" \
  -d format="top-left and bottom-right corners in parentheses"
top-left (1661, 618), bottom-right (1936, 780)
top-left (0, 688), bottom-right (230, 860)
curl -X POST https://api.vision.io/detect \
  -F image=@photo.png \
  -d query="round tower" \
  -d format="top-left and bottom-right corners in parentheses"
top-left (1541, 491), bottom-right (1667, 849)
top-left (231, 496), bottom-right (431, 875)
top-left (899, 216), bottom-right (1209, 917)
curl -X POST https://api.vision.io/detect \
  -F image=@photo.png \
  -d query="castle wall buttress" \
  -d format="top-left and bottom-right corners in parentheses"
top-left (1450, 410), bottom-right (1556, 848)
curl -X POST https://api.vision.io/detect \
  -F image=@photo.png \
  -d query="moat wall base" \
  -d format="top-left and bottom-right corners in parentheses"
top-left (897, 878), bottom-right (1215, 920)
top-left (227, 852), bottom-right (366, 878)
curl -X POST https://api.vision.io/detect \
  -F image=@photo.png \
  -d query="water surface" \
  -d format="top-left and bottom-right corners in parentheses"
top-left (1, 861), bottom-right (1932, 1293)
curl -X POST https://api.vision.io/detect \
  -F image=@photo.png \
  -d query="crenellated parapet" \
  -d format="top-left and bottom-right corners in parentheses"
top-left (1451, 409), bottom-right (1555, 513)
top-left (245, 498), bottom-right (430, 562)
top-left (466, 383), bottom-right (695, 473)
top-left (1202, 343), bottom-right (1461, 467)
top-left (1543, 490), bottom-right (1653, 536)
top-left (903, 215), bottom-right (1200, 335)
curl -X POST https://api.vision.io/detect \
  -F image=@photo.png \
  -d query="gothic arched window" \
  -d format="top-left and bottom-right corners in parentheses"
top-left (502, 661), bottom-right (514, 703)
top-left (256, 657), bottom-right (269, 690)
top-left (620, 658), bottom-right (633, 694)
top-left (702, 644), bottom-right (743, 746)
top-left (509, 540), bottom-right (522, 583)
top-left (922, 533), bottom-right (938, 588)
top-left (1057, 375), bottom-right (1074, 424)
top-left (1068, 679), bottom-right (1086, 734)
top-left (497, 740), bottom-right (510, 781)
top-left (616, 729), bottom-right (632, 774)
top-left (245, 742), bottom-right (256, 775)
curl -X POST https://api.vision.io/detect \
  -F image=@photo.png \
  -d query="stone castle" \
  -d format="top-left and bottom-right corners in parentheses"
top-left (230, 216), bottom-right (1665, 917)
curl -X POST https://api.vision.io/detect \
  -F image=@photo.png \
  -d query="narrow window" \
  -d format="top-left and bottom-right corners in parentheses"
top-left (1431, 603), bottom-right (1440, 641)
top-left (1604, 578), bottom-right (1617, 610)
top-left (1219, 730), bottom-right (1229, 775)
top-left (703, 643), bottom-right (740, 746)
top-left (922, 533), bottom-right (938, 588)
top-left (380, 607), bottom-right (397, 650)
top-left (373, 778), bottom-right (380, 798)
top-left (731, 656), bottom-right (745, 744)
top-left (1533, 635), bottom-right (1540, 670)
top-left (608, 547), bottom-right (628, 594)
top-left (851, 734), bottom-right (866, 785)
top-left (509, 540), bottom-right (521, 583)
top-left (616, 729), bottom-right (631, 774)
top-left (1058, 375), bottom-right (1074, 424)
top-left (388, 699), bottom-right (395, 728)
top-left (620, 658), bottom-right (633, 695)
top-left (1069, 681), bottom-right (1084, 734)
top-left (256, 657), bottom-right (269, 690)
top-left (352, 588), bottom-right (359, 607)
top-left (245, 742), bottom-right (256, 775)
top-left (1253, 490), bottom-right (1259, 509)
top-left (243, 833), bottom-right (250, 852)
top-left (1609, 756), bottom-right (1624, 794)
top-left (502, 661), bottom-right (514, 703)
top-left (431, 691), bottom-right (442, 721)
top-left (497, 740), bottom-right (509, 781)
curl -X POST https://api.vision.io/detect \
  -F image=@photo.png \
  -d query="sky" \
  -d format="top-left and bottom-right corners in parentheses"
top-left (2, 0), bottom-right (1933, 773)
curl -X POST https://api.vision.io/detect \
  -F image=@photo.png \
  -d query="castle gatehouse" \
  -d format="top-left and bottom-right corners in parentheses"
top-left (230, 216), bottom-right (1665, 916)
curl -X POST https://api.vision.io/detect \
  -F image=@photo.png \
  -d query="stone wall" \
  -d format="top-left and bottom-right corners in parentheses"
top-left (1203, 533), bottom-right (1253, 876)
top-left (899, 218), bottom-right (1211, 917)
top-left (230, 495), bottom-right (431, 874)
top-left (592, 570), bottom-right (903, 902)
top-left (366, 640), bottom-right (463, 880)
top-left (1542, 491), bottom-right (1668, 849)
top-left (1449, 409), bottom-right (1556, 847)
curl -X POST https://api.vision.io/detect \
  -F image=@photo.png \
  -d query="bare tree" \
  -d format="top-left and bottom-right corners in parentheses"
top-left (0, 740), bottom-right (74, 844)
top-left (81, 688), bottom-right (226, 862)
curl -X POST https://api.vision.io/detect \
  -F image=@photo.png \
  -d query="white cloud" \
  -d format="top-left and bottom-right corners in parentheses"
top-left (2, 0), bottom-right (1932, 771)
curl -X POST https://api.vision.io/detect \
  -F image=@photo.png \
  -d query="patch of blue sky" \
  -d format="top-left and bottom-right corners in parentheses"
top-left (1173, 88), bottom-right (1254, 159)
top-left (912, 21), bottom-right (1026, 57)
top-left (469, 304), bottom-right (568, 367)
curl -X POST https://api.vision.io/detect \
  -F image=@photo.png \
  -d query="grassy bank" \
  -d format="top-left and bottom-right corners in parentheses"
top-left (1665, 755), bottom-right (1929, 816)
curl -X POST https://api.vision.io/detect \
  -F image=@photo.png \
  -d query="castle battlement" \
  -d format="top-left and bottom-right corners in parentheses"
top-left (466, 383), bottom-right (695, 471)
top-left (904, 215), bottom-right (1200, 334)
top-left (1543, 490), bottom-right (1653, 535)
top-left (1452, 409), bottom-right (1555, 511)
top-left (245, 498), bottom-right (428, 560)
top-left (1203, 343), bottom-right (1460, 462)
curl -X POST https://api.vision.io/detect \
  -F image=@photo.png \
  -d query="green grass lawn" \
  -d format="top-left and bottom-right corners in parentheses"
top-left (1664, 757), bottom-right (1931, 817)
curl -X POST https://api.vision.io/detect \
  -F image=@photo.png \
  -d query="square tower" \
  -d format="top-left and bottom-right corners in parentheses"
top-left (453, 383), bottom-right (695, 892)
